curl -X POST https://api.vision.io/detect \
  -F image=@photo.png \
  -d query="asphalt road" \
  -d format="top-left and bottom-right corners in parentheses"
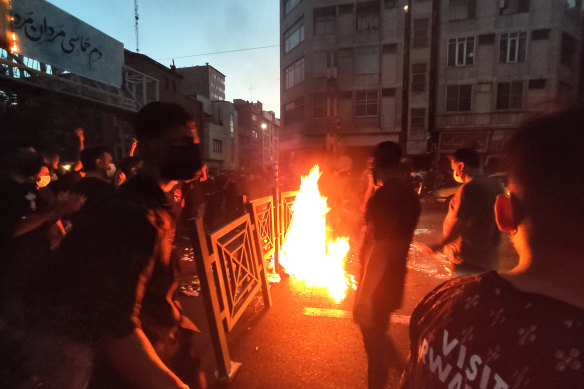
top-left (178, 202), bottom-right (519, 389)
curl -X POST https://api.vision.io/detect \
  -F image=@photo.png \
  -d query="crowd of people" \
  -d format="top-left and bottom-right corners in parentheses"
top-left (1, 102), bottom-right (583, 389)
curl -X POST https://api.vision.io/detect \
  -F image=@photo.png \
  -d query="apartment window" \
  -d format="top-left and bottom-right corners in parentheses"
top-left (229, 113), bottom-right (234, 134)
top-left (448, 37), bottom-right (475, 66)
top-left (383, 43), bottom-right (397, 54)
top-left (384, 0), bottom-right (398, 9)
top-left (561, 33), bottom-right (577, 66)
top-left (411, 63), bottom-right (427, 93)
top-left (446, 85), bottom-right (472, 111)
top-left (213, 139), bottom-right (222, 153)
top-left (284, 97), bottom-right (304, 123)
top-left (528, 79), bottom-right (546, 89)
top-left (284, 19), bottom-right (304, 54)
top-left (531, 29), bottom-right (550, 41)
top-left (314, 7), bottom-right (336, 35)
top-left (497, 82), bottom-right (523, 110)
top-left (500, 0), bottom-right (530, 14)
top-left (339, 4), bottom-right (353, 14)
top-left (285, 0), bottom-right (301, 15)
top-left (499, 32), bottom-right (527, 63)
top-left (410, 108), bottom-right (426, 139)
top-left (355, 90), bottom-right (378, 116)
top-left (356, 3), bottom-right (379, 32)
top-left (413, 18), bottom-right (429, 48)
top-left (449, 0), bottom-right (476, 20)
top-left (382, 88), bottom-right (396, 97)
top-left (313, 93), bottom-right (327, 118)
top-left (285, 58), bottom-right (304, 89)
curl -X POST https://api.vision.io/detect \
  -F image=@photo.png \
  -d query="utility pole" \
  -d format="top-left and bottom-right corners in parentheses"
top-left (134, 0), bottom-right (140, 52)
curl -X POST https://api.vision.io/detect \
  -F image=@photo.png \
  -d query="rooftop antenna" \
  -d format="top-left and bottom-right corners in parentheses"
top-left (134, 0), bottom-right (140, 52)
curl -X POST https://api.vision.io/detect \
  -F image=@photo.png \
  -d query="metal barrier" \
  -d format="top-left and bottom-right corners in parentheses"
top-left (193, 213), bottom-right (271, 382)
top-left (192, 190), bottom-right (297, 383)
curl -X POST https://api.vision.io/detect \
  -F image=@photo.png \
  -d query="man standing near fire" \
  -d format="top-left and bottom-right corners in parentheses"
top-left (423, 148), bottom-right (503, 274)
top-left (354, 141), bottom-right (421, 389)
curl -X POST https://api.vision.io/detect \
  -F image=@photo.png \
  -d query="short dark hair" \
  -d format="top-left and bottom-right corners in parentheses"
top-left (449, 148), bottom-right (480, 168)
top-left (373, 141), bottom-right (401, 170)
top-left (134, 102), bottom-right (192, 141)
top-left (504, 104), bottom-right (584, 247)
top-left (81, 146), bottom-right (109, 172)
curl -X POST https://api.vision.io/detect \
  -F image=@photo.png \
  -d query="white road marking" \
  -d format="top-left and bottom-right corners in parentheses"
top-left (303, 307), bottom-right (410, 325)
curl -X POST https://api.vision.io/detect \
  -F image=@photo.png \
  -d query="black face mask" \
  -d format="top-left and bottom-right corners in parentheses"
top-left (159, 142), bottom-right (201, 181)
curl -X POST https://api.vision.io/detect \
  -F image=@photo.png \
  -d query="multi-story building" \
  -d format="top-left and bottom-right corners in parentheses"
top-left (177, 63), bottom-right (226, 101)
top-left (234, 99), bottom-right (264, 173)
top-left (261, 110), bottom-right (281, 172)
top-left (280, 0), bottom-right (584, 172)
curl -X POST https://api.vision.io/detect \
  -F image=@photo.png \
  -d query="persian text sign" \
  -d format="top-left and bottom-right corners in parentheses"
top-left (12, 0), bottom-right (123, 87)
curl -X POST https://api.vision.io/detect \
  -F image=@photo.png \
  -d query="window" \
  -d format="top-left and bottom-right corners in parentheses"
top-left (284, 97), bottom-right (304, 123)
top-left (284, 19), bottom-right (304, 53)
top-left (413, 18), bottom-right (429, 48)
top-left (497, 82), bottom-right (523, 110)
top-left (313, 93), bottom-right (326, 118)
top-left (561, 33), bottom-right (577, 66)
top-left (410, 108), bottom-right (426, 140)
top-left (446, 85), bottom-right (472, 111)
top-left (528, 79), bottom-right (546, 89)
top-left (411, 63), bottom-right (427, 93)
top-left (285, 0), bottom-right (301, 15)
top-left (339, 4), bottom-right (353, 14)
top-left (285, 58), bottom-right (304, 89)
top-left (229, 113), bottom-right (234, 134)
top-left (383, 43), bottom-right (397, 54)
top-left (382, 88), bottom-right (396, 97)
top-left (499, 32), bottom-right (527, 63)
top-left (499, 0), bottom-right (530, 14)
top-left (314, 7), bottom-right (336, 35)
top-left (213, 139), bottom-right (222, 153)
top-left (531, 29), bottom-right (550, 41)
top-left (355, 90), bottom-right (378, 116)
top-left (356, 3), bottom-right (379, 31)
top-left (449, 0), bottom-right (476, 20)
top-left (448, 37), bottom-right (475, 66)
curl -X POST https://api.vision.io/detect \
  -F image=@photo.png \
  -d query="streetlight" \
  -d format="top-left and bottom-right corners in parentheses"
top-left (260, 122), bottom-right (268, 130)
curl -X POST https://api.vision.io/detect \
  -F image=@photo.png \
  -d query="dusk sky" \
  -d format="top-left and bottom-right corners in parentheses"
top-left (47, 0), bottom-right (281, 116)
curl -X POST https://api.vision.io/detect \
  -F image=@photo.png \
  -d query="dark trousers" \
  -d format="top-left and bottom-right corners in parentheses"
top-left (360, 321), bottom-right (404, 389)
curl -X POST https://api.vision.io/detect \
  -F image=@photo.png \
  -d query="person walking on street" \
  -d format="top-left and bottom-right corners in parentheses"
top-left (354, 141), bottom-right (421, 389)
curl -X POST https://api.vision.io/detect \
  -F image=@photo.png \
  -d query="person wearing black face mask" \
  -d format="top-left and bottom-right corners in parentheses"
top-left (0, 103), bottom-right (203, 389)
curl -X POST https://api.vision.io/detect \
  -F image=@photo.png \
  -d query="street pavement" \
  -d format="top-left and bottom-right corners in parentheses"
top-left (178, 202), bottom-right (518, 389)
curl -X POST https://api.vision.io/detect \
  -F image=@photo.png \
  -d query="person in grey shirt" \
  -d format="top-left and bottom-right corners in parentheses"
top-left (425, 148), bottom-right (503, 274)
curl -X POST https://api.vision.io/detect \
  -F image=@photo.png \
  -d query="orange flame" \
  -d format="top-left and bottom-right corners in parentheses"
top-left (279, 165), bottom-right (351, 302)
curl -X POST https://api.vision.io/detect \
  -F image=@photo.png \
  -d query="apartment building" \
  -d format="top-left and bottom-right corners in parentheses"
top-left (280, 0), bottom-right (583, 171)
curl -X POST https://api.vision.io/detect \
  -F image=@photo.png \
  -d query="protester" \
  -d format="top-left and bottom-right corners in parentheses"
top-left (0, 102), bottom-right (203, 389)
top-left (401, 105), bottom-right (584, 388)
top-left (73, 146), bottom-right (116, 207)
top-left (354, 141), bottom-right (421, 389)
top-left (423, 148), bottom-right (503, 274)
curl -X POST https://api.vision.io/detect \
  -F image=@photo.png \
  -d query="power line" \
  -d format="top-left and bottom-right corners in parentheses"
top-left (157, 44), bottom-right (279, 60)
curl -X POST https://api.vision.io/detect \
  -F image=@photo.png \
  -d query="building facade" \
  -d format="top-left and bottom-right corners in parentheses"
top-left (177, 63), bottom-right (226, 101)
top-left (280, 0), bottom-right (584, 171)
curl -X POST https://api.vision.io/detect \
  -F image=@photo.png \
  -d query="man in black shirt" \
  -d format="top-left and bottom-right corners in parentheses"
top-left (0, 102), bottom-right (202, 389)
top-left (73, 146), bottom-right (116, 207)
top-left (402, 105), bottom-right (584, 388)
top-left (354, 141), bottom-right (421, 389)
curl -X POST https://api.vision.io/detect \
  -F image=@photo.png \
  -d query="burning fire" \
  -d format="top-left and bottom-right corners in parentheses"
top-left (279, 165), bottom-right (352, 302)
